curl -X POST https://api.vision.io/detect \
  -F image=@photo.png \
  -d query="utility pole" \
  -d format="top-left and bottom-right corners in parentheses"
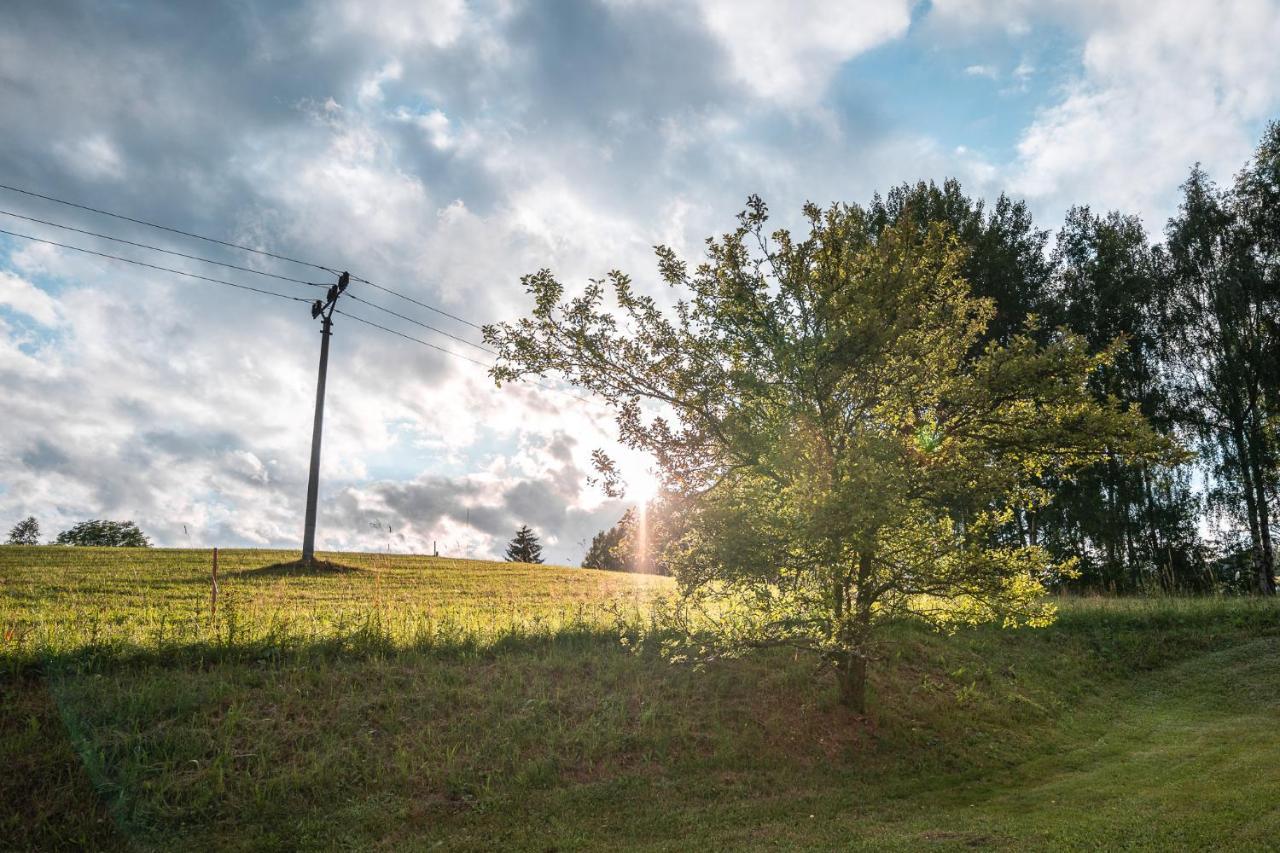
top-left (301, 271), bottom-right (349, 565)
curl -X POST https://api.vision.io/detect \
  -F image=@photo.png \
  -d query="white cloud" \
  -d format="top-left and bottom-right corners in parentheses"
top-left (319, 0), bottom-right (471, 49)
top-left (54, 133), bottom-right (126, 181)
top-left (693, 0), bottom-right (913, 104)
top-left (0, 271), bottom-right (60, 325)
top-left (935, 0), bottom-right (1280, 224)
top-left (358, 59), bottom-right (403, 106)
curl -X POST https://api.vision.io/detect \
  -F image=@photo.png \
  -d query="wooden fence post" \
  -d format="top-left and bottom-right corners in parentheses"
top-left (211, 547), bottom-right (219, 626)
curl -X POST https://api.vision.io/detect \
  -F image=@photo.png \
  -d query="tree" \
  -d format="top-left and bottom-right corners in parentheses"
top-left (1166, 143), bottom-right (1279, 595)
top-left (54, 520), bottom-right (151, 547)
top-left (6, 516), bottom-right (40, 545)
top-left (504, 525), bottom-right (544, 564)
top-left (1037, 206), bottom-right (1203, 590)
top-left (583, 511), bottom-right (630, 571)
top-left (486, 197), bottom-right (1172, 711)
top-left (868, 179), bottom-right (1055, 346)
top-left (582, 506), bottom-right (673, 574)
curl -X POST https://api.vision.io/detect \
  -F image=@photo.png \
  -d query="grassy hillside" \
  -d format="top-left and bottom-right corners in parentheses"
top-left (2, 547), bottom-right (1279, 851)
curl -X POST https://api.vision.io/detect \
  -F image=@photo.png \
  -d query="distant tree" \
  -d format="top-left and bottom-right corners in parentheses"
top-left (486, 197), bottom-right (1173, 711)
top-left (581, 507), bottom-right (673, 574)
top-left (55, 520), bottom-right (151, 547)
top-left (504, 525), bottom-right (544, 564)
top-left (582, 511), bottom-right (630, 571)
top-left (6, 516), bottom-right (40, 545)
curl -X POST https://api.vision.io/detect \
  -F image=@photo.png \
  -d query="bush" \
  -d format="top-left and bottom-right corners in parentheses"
top-left (55, 520), bottom-right (151, 547)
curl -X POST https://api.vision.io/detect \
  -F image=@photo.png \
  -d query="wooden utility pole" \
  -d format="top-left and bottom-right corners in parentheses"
top-left (301, 271), bottom-right (348, 565)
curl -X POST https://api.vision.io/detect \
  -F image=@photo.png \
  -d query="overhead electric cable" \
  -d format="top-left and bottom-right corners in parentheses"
top-left (345, 292), bottom-right (494, 354)
top-left (0, 182), bottom-right (493, 332)
top-left (0, 182), bottom-right (342, 276)
top-left (333, 308), bottom-right (493, 366)
top-left (349, 276), bottom-right (485, 330)
top-left (334, 307), bottom-right (592, 403)
top-left (0, 207), bottom-right (326, 288)
top-left (0, 227), bottom-right (312, 303)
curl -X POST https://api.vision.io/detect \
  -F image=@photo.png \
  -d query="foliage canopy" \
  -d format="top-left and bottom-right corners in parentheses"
top-left (6, 516), bottom-right (40, 546)
top-left (55, 520), bottom-right (150, 548)
top-left (486, 198), bottom-right (1174, 709)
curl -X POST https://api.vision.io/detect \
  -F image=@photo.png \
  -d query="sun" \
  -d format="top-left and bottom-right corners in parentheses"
top-left (627, 467), bottom-right (661, 503)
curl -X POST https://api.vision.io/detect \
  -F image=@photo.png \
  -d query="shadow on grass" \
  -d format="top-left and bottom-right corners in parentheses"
top-left (236, 559), bottom-right (363, 578)
top-left (1, 676), bottom-right (128, 850)
top-left (1, 623), bottom-right (653, 682)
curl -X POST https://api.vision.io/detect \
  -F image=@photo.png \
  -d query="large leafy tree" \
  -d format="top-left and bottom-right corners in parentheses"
top-left (55, 520), bottom-right (150, 547)
top-left (486, 198), bottom-right (1171, 711)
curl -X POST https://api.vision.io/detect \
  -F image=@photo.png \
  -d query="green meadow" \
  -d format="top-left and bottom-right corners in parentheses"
top-left (3, 546), bottom-right (1278, 851)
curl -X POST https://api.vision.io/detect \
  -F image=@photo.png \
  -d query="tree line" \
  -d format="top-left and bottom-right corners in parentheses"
top-left (581, 123), bottom-right (1280, 596)
top-left (6, 517), bottom-right (151, 547)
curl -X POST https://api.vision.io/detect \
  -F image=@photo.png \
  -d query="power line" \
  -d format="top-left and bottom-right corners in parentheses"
top-left (346, 292), bottom-right (494, 355)
top-left (0, 207), bottom-right (326, 288)
top-left (350, 276), bottom-right (485, 330)
top-left (334, 308), bottom-right (493, 367)
top-left (0, 226), bottom-right (313, 304)
top-left (334, 306), bottom-right (592, 403)
top-left (0, 182), bottom-right (492, 333)
top-left (0, 183), bottom-right (583, 399)
top-left (0, 181), bottom-right (342, 276)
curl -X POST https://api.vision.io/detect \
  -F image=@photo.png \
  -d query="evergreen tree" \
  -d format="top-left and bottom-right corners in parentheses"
top-left (54, 520), bottom-right (151, 547)
top-left (6, 516), bottom-right (40, 545)
top-left (504, 525), bottom-right (544, 564)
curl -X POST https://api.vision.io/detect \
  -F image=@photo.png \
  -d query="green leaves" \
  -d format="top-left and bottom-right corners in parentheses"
top-left (54, 520), bottom-right (150, 548)
top-left (487, 198), bottom-right (1173, 707)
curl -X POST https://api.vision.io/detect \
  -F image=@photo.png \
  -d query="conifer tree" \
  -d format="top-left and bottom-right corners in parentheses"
top-left (504, 525), bottom-right (544, 564)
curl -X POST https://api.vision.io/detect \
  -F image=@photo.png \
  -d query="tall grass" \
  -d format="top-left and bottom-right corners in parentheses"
top-left (0, 547), bottom-right (670, 673)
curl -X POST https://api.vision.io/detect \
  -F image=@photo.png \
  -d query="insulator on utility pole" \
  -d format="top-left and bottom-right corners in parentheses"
top-left (301, 271), bottom-right (349, 565)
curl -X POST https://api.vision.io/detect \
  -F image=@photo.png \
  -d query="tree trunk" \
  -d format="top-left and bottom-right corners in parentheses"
top-left (1248, 441), bottom-right (1276, 595)
top-left (1244, 387), bottom-right (1276, 593)
top-left (837, 551), bottom-right (875, 714)
top-left (838, 653), bottom-right (868, 714)
top-left (1228, 413), bottom-right (1267, 593)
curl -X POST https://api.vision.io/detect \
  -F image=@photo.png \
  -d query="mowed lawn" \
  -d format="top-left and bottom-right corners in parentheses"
top-left (2, 547), bottom-right (1279, 851)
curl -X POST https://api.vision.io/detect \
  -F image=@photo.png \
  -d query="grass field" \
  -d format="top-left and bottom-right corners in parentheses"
top-left (3, 546), bottom-right (1279, 850)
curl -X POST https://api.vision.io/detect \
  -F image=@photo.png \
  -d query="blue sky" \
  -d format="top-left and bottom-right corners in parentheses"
top-left (2, 0), bottom-right (1278, 561)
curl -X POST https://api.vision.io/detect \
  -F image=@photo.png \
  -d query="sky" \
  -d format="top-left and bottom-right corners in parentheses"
top-left (2, 0), bottom-right (1279, 563)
